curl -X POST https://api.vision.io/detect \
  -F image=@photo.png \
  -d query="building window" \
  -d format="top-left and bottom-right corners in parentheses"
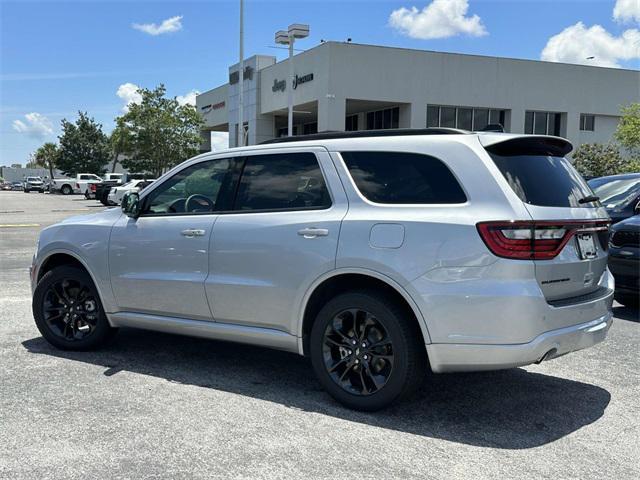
top-left (345, 114), bottom-right (358, 131)
top-left (580, 114), bottom-right (595, 131)
top-left (427, 105), bottom-right (507, 131)
top-left (366, 107), bottom-right (400, 130)
top-left (277, 126), bottom-right (300, 138)
top-left (525, 111), bottom-right (562, 136)
top-left (303, 122), bottom-right (317, 135)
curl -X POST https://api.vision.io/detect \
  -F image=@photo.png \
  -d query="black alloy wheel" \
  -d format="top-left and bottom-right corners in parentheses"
top-left (322, 308), bottom-right (394, 396)
top-left (310, 290), bottom-right (426, 411)
top-left (33, 266), bottom-right (117, 350)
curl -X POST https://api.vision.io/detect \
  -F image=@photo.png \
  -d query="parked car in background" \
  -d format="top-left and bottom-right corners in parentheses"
top-left (94, 173), bottom-right (140, 206)
top-left (51, 173), bottom-right (102, 196)
top-left (1, 181), bottom-right (13, 191)
top-left (608, 215), bottom-right (639, 308)
top-left (11, 182), bottom-right (23, 191)
top-left (30, 130), bottom-right (614, 411)
top-left (23, 176), bottom-right (45, 193)
top-left (107, 179), bottom-right (155, 205)
top-left (588, 173), bottom-right (640, 224)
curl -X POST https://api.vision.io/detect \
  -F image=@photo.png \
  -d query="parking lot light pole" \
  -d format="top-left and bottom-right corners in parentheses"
top-left (238, 0), bottom-right (244, 147)
top-left (275, 24), bottom-right (309, 137)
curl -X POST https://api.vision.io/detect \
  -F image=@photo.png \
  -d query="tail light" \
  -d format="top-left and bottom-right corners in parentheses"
top-left (75, 183), bottom-right (80, 189)
top-left (90, 184), bottom-right (96, 192)
top-left (477, 221), bottom-right (609, 260)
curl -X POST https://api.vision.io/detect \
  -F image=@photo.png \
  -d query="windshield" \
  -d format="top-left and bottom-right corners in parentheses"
top-left (590, 178), bottom-right (640, 210)
top-left (26, 177), bottom-right (41, 182)
top-left (489, 154), bottom-right (595, 208)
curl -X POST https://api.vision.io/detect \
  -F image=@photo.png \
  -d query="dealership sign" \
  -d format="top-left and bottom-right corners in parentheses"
top-left (272, 73), bottom-right (314, 92)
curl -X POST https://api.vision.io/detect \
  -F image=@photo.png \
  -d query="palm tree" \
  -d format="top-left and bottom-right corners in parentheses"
top-left (33, 142), bottom-right (59, 181)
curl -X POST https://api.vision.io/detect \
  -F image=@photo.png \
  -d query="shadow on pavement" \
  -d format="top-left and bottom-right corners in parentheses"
top-left (22, 328), bottom-right (610, 449)
top-left (613, 305), bottom-right (639, 323)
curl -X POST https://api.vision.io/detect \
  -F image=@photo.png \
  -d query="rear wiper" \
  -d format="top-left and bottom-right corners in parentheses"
top-left (578, 195), bottom-right (600, 204)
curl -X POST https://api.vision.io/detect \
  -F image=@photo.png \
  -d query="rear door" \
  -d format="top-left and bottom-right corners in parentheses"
top-left (484, 137), bottom-right (610, 302)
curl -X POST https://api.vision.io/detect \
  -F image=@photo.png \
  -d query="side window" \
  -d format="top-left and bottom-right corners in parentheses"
top-left (79, 175), bottom-right (89, 180)
top-left (340, 151), bottom-right (467, 204)
top-left (234, 152), bottom-right (331, 211)
top-left (143, 158), bottom-right (236, 215)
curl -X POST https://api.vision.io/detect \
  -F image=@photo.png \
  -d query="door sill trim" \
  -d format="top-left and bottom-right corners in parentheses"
top-left (109, 312), bottom-right (300, 353)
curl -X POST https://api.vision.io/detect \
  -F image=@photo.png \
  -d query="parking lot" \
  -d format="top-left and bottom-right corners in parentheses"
top-left (0, 190), bottom-right (638, 479)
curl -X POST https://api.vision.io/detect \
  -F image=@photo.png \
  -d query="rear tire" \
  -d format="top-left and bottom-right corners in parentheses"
top-left (24, 189), bottom-right (29, 193)
top-left (33, 265), bottom-right (117, 351)
top-left (310, 290), bottom-right (426, 411)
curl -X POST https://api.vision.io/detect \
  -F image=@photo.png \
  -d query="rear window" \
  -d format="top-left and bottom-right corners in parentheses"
top-left (488, 153), bottom-right (594, 208)
top-left (340, 151), bottom-right (467, 204)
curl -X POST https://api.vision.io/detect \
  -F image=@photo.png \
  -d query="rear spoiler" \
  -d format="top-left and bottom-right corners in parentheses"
top-left (479, 134), bottom-right (573, 157)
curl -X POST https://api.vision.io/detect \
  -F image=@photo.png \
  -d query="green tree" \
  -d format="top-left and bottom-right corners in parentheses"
top-left (572, 143), bottom-right (626, 177)
top-left (615, 103), bottom-right (640, 158)
top-left (57, 112), bottom-right (110, 176)
top-left (117, 84), bottom-right (204, 177)
top-left (109, 119), bottom-right (132, 173)
top-left (33, 142), bottom-right (60, 180)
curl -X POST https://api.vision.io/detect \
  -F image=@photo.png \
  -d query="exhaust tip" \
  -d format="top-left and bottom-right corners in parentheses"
top-left (536, 348), bottom-right (558, 364)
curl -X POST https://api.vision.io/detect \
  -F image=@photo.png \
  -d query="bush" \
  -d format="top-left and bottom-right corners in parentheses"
top-left (572, 143), bottom-right (626, 178)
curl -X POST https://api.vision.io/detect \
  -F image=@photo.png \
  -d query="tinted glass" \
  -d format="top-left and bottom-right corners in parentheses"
top-left (457, 108), bottom-right (473, 130)
top-left (440, 107), bottom-right (456, 127)
top-left (235, 153), bottom-right (331, 211)
top-left (489, 154), bottom-right (594, 207)
top-left (366, 112), bottom-right (374, 130)
top-left (391, 107), bottom-right (400, 128)
top-left (427, 106), bottom-right (440, 127)
top-left (524, 111), bottom-right (534, 134)
top-left (534, 112), bottom-right (547, 134)
top-left (473, 109), bottom-right (488, 131)
top-left (341, 151), bottom-right (467, 204)
top-left (144, 158), bottom-right (235, 214)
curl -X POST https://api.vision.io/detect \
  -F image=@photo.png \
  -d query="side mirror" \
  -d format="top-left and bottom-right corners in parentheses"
top-left (122, 191), bottom-right (142, 218)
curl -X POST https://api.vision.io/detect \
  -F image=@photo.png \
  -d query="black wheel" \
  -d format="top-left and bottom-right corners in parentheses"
top-left (310, 290), bottom-right (426, 411)
top-left (61, 184), bottom-right (72, 195)
top-left (32, 265), bottom-right (117, 350)
top-left (24, 189), bottom-right (29, 193)
top-left (615, 292), bottom-right (639, 309)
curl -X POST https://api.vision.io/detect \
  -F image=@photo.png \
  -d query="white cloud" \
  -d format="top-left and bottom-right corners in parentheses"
top-left (541, 22), bottom-right (640, 68)
top-left (12, 113), bottom-right (54, 139)
top-left (614, 0), bottom-right (640, 24)
top-left (116, 83), bottom-right (142, 112)
top-left (210, 132), bottom-right (228, 151)
top-left (132, 15), bottom-right (183, 36)
top-left (389, 0), bottom-right (487, 40)
top-left (176, 90), bottom-right (200, 106)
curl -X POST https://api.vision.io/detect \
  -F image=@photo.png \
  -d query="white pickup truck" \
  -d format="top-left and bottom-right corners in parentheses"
top-left (51, 173), bottom-right (103, 196)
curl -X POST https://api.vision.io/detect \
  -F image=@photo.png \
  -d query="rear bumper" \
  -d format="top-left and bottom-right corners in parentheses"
top-left (427, 312), bottom-right (612, 373)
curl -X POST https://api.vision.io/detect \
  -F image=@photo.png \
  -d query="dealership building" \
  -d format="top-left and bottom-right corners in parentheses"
top-left (195, 41), bottom-right (640, 151)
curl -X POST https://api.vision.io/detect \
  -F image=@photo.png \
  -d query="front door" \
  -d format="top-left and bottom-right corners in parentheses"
top-left (207, 149), bottom-right (348, 334)
top-left (109, 157), bottom-right (238, 320)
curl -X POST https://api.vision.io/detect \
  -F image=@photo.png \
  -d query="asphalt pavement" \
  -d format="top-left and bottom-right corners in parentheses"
top-left (1, 191), bottom-right (638, 479)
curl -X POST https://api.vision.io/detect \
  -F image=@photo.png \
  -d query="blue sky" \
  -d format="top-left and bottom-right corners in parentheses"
top-left (1, 0), bottom-right (638, 165)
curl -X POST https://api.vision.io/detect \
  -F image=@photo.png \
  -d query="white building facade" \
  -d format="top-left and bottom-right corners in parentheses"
top-left (196, 42), bottom-right (640, 151)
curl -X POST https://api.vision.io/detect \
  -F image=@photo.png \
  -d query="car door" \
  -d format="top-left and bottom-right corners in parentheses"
top-left (206, 148), bottom-right (348, 335)
top-left (109, 156), bottom-right (239, 320)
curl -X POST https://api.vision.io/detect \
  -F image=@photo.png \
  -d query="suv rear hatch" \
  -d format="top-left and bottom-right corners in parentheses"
top-left (480, 136), bottom-right (610, 303)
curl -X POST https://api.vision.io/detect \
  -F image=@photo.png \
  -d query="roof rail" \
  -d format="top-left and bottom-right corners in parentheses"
top-left (260, 128), bottom-right (469, 144)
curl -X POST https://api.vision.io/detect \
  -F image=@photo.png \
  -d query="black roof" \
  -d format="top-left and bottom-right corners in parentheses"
top-left (260, 128), bottom-right (469, 145)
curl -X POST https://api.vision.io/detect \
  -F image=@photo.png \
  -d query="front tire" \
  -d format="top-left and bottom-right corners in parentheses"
top-left (32, 265), bottom-right (117, 350)
top-left (61, 184), bottom-right (72, 195)
top-left (310, 290), bottom-right (426, 411)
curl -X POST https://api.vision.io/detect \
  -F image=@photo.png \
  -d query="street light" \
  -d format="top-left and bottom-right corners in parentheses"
top-left (275, 23), bottom-right (309, 137)
top-left (238, 0), bottom-right (245, 147)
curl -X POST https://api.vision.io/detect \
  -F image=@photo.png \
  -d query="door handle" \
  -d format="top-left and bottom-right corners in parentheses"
top-left (181, 229), bottom-right (206, 237)
top-left (298, 227), bottom-right (329, 238)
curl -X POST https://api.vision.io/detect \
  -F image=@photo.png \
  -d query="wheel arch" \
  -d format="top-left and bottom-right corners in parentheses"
top-left (35, 249), bottom-right (114, 324)
top-left (298, 268), bottom-right (432, 356)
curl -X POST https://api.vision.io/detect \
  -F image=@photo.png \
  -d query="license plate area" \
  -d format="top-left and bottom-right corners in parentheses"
top-left (576, 233), bottom-right (597, 260)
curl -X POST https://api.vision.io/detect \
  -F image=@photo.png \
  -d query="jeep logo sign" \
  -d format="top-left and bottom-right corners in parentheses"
top-left (272, 73), bottom-right (314, 92)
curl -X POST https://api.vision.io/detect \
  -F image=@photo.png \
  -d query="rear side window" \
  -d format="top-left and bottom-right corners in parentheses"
top-left (234, 152), bottom-right (331, 211)
top-left (489, 153), bottom-right (594, 208)
top-left (340, 151), bottom-right (467, 204)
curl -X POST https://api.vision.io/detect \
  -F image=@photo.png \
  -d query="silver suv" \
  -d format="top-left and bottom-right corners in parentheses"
top-left (30, 130), bottom-right (613, 410)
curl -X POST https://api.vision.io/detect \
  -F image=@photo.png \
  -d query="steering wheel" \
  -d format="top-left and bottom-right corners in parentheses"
top-left (185, 194), bottom-right (215, 212)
